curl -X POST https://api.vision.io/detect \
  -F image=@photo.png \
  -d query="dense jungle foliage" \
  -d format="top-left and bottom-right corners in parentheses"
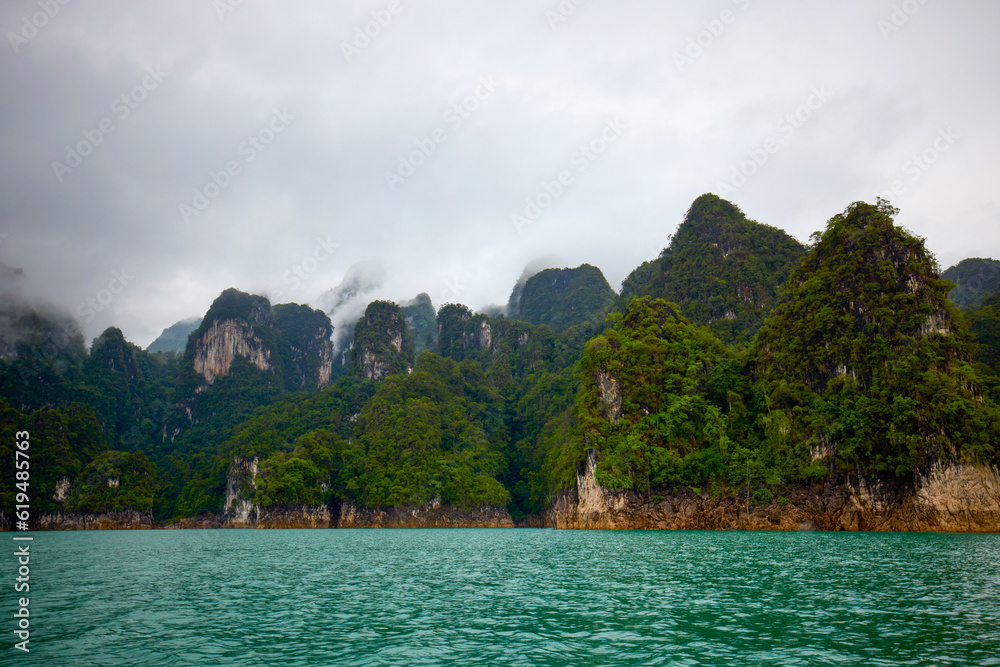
top-left (2, 195), bottom-right (998, 525)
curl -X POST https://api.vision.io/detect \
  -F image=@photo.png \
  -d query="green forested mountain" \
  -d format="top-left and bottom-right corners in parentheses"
top-left (969, 291), bottom-right (1000, 403)
top-left (551, 296), bottom-right (732, 494)
top-left (752, 200), bottom-right (999, 480)
top-left (620, 193), bottom-right (806, 344)
top-left (352, 300), bottom-right (414, 380)
top-left (2, 195), bottom-right (998, 528)
top-left (147, 317), bottom-right (202, 353)
top-left (942, 258), bottom-right (1000, 310)
top-left (508, 264), bottom-right (616, 333)
top-left (401, 293), bottom-right (437, 356)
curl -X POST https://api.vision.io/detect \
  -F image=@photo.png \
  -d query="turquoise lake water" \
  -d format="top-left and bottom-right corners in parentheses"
top-left (3, 529), bottom-right (999, 666)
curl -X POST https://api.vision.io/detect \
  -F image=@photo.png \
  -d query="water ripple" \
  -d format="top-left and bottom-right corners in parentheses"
top-left (3, 529), bottom-right (999, 665)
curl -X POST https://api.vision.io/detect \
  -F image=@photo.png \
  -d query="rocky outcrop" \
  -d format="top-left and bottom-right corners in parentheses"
top-left (596, 370), bottom-right (622, 422)
top-left (36, 510), bottom-right (157, 530)
top-left (193, 318), bottom-right (271, 384)
top-left (546, 456), bottom-right (1000, 532)
top-left (316, 338), bottom-right (333, 388)
top-left (352, 301), bottom-right (413, 380)
top-left (912, 463), bottom-right (1000, 531)
top-left (223, 456), bottom-right (259, 526)
top-left (219, 455), bottom-right (336, 528)
top-left (163, 505), bottom-right (335, 529)
top-left (252, 504), bottom-right (334, 529)
top-left (339, 501), bottom-right (514, 528)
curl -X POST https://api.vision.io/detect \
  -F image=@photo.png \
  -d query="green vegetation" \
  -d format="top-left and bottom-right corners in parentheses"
top-left (751, 200), bottom-right (999, 479)
top-left (66, 450), bottom-right (155, 514)
top-left (620, 193), bottom-right (806, 344)
top-left (2, 195), bottom-right (998, 527)
top-left (552, 297), bottom-right (733, 494)
top-left (347, 352), bottom-right (509, 508)
top-left (942, 258), bottom-right (1000, 310)
top-left (351, 300), bottom-right (414, 379)
top-left (968, 291), bottom-right (1000, 403)
top-left (146, 317), bottom-right (201, 353)
top-left (510, 264), bottom-right (616, 333)
top-left (401, 293), bottom-right (438, 356)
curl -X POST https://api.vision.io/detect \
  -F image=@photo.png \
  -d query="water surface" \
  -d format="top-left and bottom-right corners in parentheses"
top-left (5, 529), bottom-right (999, 665)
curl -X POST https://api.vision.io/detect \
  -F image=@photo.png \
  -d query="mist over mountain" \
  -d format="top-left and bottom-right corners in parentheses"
top-left (942, 258), bottom-right (1000, 310)
top-left (147, 317), bottom-right (202, 354)
top-left (3, 194), bottom-right (999, 532)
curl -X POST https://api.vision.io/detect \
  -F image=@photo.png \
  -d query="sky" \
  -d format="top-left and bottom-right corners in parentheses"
top-left (1, 0), bottom-right (998, 349)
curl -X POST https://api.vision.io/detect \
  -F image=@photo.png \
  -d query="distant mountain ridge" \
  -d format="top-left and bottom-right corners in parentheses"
top-left (147, 317), bottom-right (202, 353)
top-left (942, 257), bottom-right (1000, 310)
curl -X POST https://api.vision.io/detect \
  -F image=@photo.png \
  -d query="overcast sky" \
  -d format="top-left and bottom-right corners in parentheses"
top-left (1, 0), bottom-right (998, 348)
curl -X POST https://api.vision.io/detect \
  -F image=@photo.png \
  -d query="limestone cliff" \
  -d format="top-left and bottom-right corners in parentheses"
top-left (351, 300), bottom-right (414, 380)
top-left (193, 318), bottom-right (271, 384)
top-left (437, 303), bottom-right (492, 361)
top-left (339, 501), bottom-right (514, 528)
top-left (546, 453), bottom-right (1000, 532)
top-left (169, 290), bottom-right (335, 434)
top-left (220, 455), bottom-right (337, 529)
top-left (223, 455), bottom-right (259, 526)
top-left (36, 510), bottom-right (157, 530)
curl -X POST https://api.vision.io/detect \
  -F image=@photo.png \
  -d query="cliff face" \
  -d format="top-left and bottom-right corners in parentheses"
top-left (271, 303), bottom-right (335, 390)
top-left (352, 300), bottom-right (413, 380)
top-left (547, 454), bottom-right (1000, 532)
top-left (339, 501), bottom-right (514, 528)
top-left (437, 304), bottom-right (493, 362)
top-left (219, 456), bottom-right (336, 528)
top-left (184, 290), bottom-right (335, 391)
top-left (224, 456), bottom-right (259, 526)
top-left (193, 318), bottom-right (271, 384)
top-left (36, 510), bottom-right (157, 530)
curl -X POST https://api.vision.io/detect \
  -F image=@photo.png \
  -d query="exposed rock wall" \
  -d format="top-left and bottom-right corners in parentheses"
top-left (36, 510), bottom-right (157, 530)
top-left (316, 335), bottom-right (334, 388)
top-left (251, 505), bottom-right (334, 529)
top-left (339, 502), bottom-right (514, 528)
top-left (353, 301), bottom-right (413, 380)
top-left (914, 463), bottom-right (1000, 531)
top-left (193, 318), bottom-right (270, 384)
top-left (224, 456), bottom-right (259, 527)
top-left (547, 455), bottom-right (1000, 533)
top-left (219, 456), bottom-right (336, 528)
